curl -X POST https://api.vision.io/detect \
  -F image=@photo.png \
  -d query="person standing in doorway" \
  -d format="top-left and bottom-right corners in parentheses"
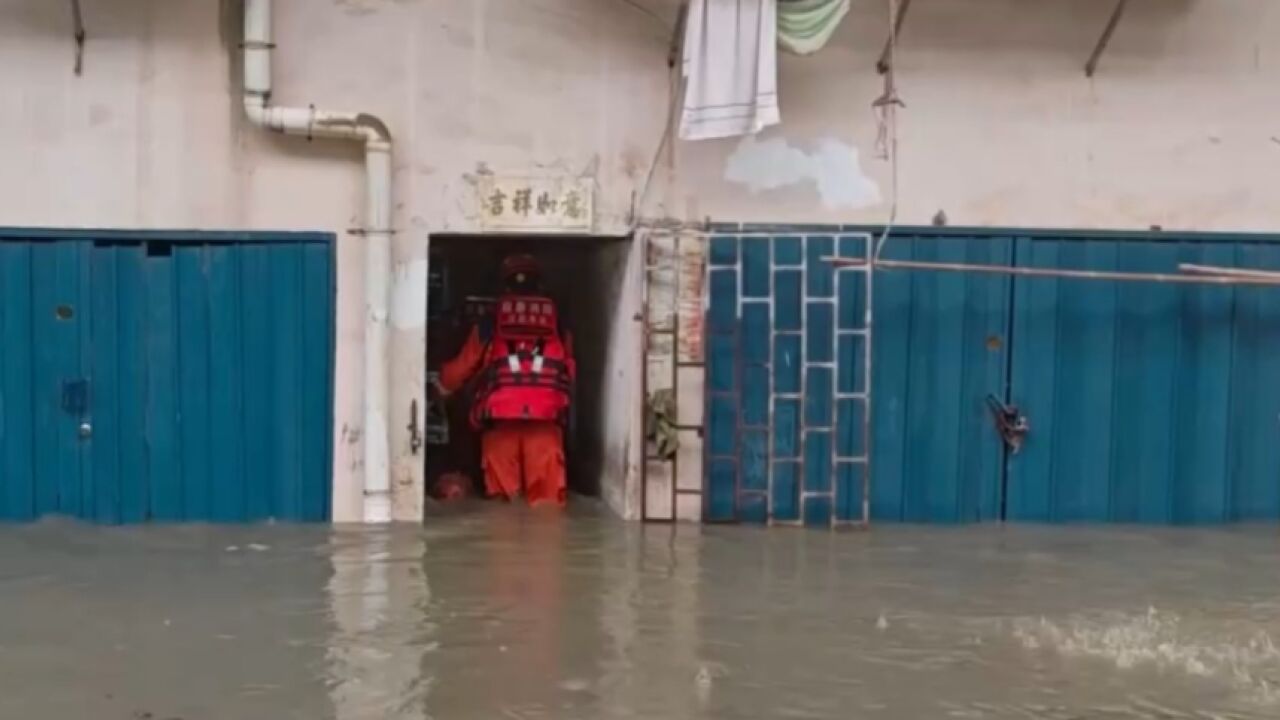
top-left (433, 254), bottom-right (574, 506)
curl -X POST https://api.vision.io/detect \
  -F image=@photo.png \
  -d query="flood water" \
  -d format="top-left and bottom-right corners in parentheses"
top-left (2, 504), bottom-right (1279, 720)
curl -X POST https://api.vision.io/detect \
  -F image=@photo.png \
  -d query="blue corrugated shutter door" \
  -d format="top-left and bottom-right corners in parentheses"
top-left (1006, 235), bottom-right (1280, 523)
top-left (0, 234), bottom-right (333, 523)
top-left (705, 226), bottom-right (1280, 526)
top-left (870, 233), bottom-right (1012, 523)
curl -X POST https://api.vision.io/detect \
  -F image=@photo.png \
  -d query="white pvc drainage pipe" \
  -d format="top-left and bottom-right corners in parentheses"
top-left (242, 0), bottom-right (394, 523)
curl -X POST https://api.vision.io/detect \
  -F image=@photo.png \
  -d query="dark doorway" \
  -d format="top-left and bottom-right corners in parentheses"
top-left (425, 234), bottom-right (633, 504)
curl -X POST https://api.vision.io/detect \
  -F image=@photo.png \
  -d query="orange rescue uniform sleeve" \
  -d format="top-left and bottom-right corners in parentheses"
top-left (439, 326), bottom-right (486, 394)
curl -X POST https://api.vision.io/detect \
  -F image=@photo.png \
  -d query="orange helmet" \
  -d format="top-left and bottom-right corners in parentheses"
top-left (501, 253), bottom-right (541, 284)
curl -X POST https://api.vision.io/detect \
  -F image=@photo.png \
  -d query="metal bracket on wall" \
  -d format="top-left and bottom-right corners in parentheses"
top-left (1085, 0), bottom-right (1131, 78)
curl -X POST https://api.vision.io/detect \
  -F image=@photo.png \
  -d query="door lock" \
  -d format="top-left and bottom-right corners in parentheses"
top-left (407, 399), bottom-right (424, 455)
top-left (986, 394), bottom-right (1029, 455)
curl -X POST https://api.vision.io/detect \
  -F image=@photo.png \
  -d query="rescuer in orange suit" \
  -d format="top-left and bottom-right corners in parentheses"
top-left (433, 254), bottom-right (575, 506)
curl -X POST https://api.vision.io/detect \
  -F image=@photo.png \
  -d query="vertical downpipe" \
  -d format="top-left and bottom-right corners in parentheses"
top-left (242, 0), bottom-right (396, 523)
top-left (363, 141), bottom-right (393, 523)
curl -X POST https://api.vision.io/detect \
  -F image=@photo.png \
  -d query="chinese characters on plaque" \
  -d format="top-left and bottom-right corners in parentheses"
top-left (477, 176), bottom-right (594, 232)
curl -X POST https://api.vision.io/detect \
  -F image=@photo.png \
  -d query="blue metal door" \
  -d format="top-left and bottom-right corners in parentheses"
top-left (1, 231), bottom-right (334, 523)
top-left (1006, 235), bottom-right (1280, 523)
top-left (2, 240), bottom-right (90, 518)
top-left (870, 233), bottom-right (1012, 523)
top-left (704, 226), bottom-right (1280, 526)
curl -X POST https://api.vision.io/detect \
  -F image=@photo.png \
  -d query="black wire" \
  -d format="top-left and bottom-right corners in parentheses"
top-left (615, 0), bottom-right (675, 31)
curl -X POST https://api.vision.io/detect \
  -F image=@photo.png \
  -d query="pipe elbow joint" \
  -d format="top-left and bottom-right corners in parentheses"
top-left (243, 93), bottom-right (272, 128)
top-left (356, 113), bottom-right (392, 143)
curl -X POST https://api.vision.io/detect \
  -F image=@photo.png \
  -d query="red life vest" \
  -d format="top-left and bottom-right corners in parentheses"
top-left (472, 294), bottom-right (573, 428)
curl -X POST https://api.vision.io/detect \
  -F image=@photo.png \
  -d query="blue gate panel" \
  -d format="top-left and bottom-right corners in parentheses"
top-left (178, 246), bottom-right (214, 520)
top-left (146, 250), bottom-right (183, 521)
top-left (771, 461), bottom-right (799, 521)
top-left (116, 245), bottom-right (149, 523)
top-left (742, 365), bottom-right (769, 425)
top-left (742, 237), bottom-right (770, 297)
top-left (269, 245), bottom-right (304, 520)
top-left (1007, 236), bottom-right (1280, 524)
top-left (208, 245), bottom-right (248, 522)
top-left (707, 458), bottom-right (737, 521)
top-left (1, 244), bottom-right (35, 520)
top-left (1170, 243), bottom-right (1235, 524)
top-left (241, 244), bottom-right (275, 521)
top-left (740, 430), bottom-right (768, 491)
top-left (835, 462), bottom-right (864, 522)
top-left (871, 234), bottom-right (1011, 523)
top-left (704, 232), bottom-right (873, 525)
top-left (32, 241), bottom-right (83, 517)
top-left (741, 303), bottom-right (770, 363)
top-left (90, 245), bottom-right (121, 523)
top-left (0, 232), bottom-right (334, 524)
top-left (1227, 245), bottom-right (1280, 520)
top-left (300, 244), bottom-right (334, 521)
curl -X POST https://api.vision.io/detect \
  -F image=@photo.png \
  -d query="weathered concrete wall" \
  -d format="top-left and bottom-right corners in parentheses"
top-left (676, 0), bottom-right (1280, 229)
top-left (3, 0), bottom-right (1278, 521)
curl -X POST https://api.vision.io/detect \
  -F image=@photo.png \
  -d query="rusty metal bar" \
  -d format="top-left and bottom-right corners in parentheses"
top-left (1085, 0), bottom-right (1130, 78)
top-left (858, 237), bottom-right (873, 527)
top-left (876, 0), bottom-right (913, 74)
top-left (1179, 263), bottom-right (1280, 281)
top-left (827, 257), bottom-right (1280, 287)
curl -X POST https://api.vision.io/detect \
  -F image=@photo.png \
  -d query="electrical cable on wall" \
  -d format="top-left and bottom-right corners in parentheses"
top-left (632, 2), bottom-right (688, 229)
top-left (873, 0), bottom-right (903, 261)
top-left (70, 0), bottom-right (85, 75)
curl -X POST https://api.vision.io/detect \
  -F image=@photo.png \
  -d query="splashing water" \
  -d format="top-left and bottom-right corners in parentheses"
top-left (1013, 606), bottom-right (1280, 705)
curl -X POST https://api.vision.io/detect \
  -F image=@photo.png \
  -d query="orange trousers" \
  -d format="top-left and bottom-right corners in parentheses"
top-left (481, 421), bottom-right (567, 506)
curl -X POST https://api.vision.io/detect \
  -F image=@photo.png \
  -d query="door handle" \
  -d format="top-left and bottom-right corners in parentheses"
top-left (986, 394), bottom-right (1029, 455)
top-left (407, 399), bottom-right (424, 455)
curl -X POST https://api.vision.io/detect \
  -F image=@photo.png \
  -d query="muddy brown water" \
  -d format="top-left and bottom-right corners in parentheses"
top-left (1, 503), bottom-right (1279, 719)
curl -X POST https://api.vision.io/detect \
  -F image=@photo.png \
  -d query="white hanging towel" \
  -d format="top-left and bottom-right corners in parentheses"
top-left (680, 0), bottom-right (780, 141)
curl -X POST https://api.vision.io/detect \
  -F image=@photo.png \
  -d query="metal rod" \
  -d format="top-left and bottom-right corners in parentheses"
top-left (876, 0), bottom-right (913, 74)
top-left (1179, 263), bottom-right (1280, 281)
top-left (70, 0), bottom-right (85, 75)
top-left (826, 257), bottom-right (1280, 287)
top-left (639, 231), bottom-right (652, 522)
top-left (859, 238), bottom-right (873, 527)
top-left (1085, 0), bottom-right (1130, 78)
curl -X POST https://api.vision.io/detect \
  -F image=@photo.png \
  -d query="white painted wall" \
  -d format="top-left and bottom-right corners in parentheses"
top-left (676, 0), bottom-right (1280, 229)
top-left (3, 0), bottom-right (1278, 521)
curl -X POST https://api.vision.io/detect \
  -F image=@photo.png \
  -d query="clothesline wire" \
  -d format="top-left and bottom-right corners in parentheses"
top-left (614, 0), bottom-right (675, 32)
top-left (631, 2), bottom-right (688, 229)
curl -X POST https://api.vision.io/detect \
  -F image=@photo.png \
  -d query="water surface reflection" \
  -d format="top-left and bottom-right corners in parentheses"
top-left (0, 508), bottom-right (1278, 719)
